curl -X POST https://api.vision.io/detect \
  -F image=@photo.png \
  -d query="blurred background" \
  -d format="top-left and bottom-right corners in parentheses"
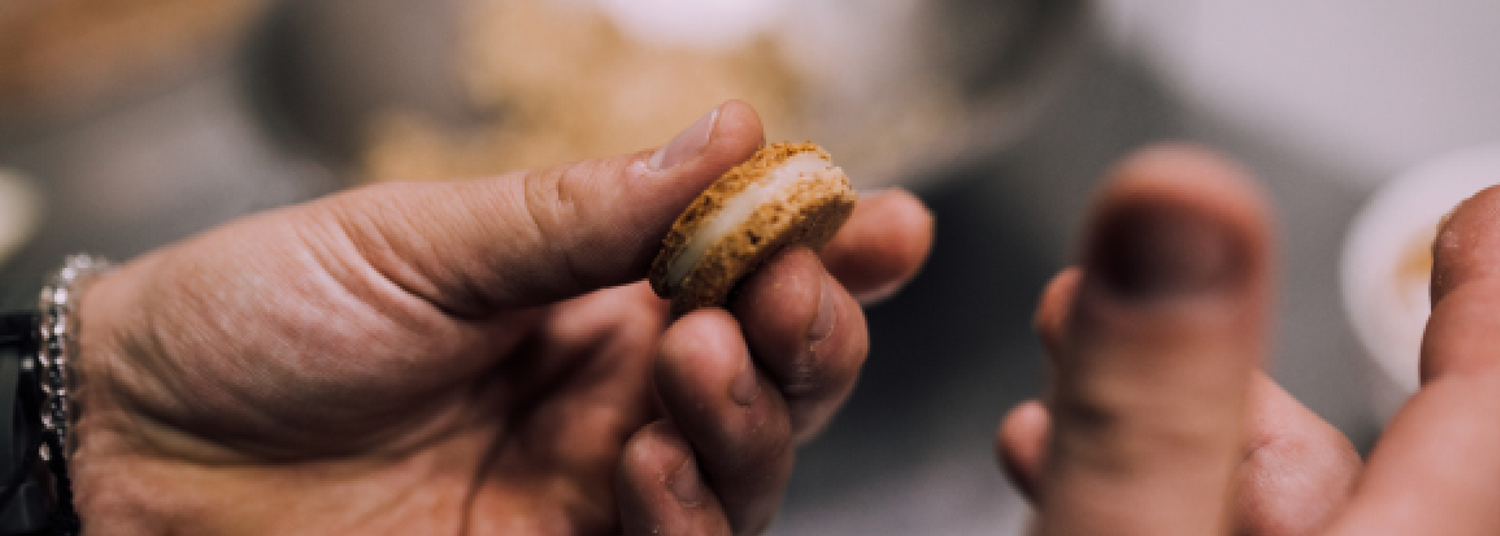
top-left (4, 0), bottom-right (1500, 534)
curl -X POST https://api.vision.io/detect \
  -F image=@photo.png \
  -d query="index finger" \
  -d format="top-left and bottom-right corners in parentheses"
top-left (818, 188), bottom-right (934, 304)
top-left (1320, 185), bottom-right (1500, 535)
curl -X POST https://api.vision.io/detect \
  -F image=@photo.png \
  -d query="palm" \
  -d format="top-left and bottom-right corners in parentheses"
top-left (451, 283), bottom-right (668, 535)
top-left (76, 216), bottom-right (672, 535)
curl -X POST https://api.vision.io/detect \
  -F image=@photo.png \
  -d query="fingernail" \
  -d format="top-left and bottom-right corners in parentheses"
top-left (1087, 203), bottom-right (1246, 299)
top-left (669, 456), bottom-right (706, 507)
top-left (809, 273), bottom-right (837, 343)
top-left (650, 106), bottom-right (720, 171)
top-left (731, 360), bottom-right (760, 407)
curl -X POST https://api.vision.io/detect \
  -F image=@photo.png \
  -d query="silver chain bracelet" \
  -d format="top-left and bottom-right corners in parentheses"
top-left (36, 254), bottom-right (113, 460)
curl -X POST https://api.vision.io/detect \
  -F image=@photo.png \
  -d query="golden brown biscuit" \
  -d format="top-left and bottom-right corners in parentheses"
top-left (650, 141), bottom-right (857, 315)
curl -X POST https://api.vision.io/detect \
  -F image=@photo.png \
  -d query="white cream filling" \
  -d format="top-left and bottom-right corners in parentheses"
top-left (668, 152), bottom-right (837, 287)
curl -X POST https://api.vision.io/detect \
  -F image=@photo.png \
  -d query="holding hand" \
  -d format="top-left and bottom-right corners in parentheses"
top-left (68, 101), bottom-right (933, 535)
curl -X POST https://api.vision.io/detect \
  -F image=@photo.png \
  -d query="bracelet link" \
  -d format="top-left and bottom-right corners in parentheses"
top-left (36, 254), bottom-right (112, 461)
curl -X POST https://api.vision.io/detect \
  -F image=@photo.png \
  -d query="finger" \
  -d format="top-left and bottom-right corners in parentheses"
top-left (998, 267), bottom-right (1081, 500)
top-left (1022, 262), bottom-right (1357, 535)
top-left (1320, 185), bottom-right (1500, 535)
top-left (818, 188), bottom-right (935, 304)
top-left (732, 247), bottom-right (869, 441)
top-left (313, 100), bottom-right (765, 316)
top-left (1236, 373), bottom-right (1360, 536)
top-left (618, 420), bottom-right (734, 536)
top-left (998, 399), bottom-right (1049, 499)
top-left (999, 373), bottom-right (1360, 536)
top-left (1035, 267), bottom-right (1084, 361)
top-left (655, 310), bottom-right (795, 535)
top-left (1036, 144), bottom-right (1273, 535)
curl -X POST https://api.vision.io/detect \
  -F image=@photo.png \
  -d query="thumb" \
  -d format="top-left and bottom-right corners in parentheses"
top-left (321, 101), bottom-right (764, 315)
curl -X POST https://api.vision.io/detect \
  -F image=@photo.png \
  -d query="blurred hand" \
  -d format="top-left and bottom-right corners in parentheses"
top-left (69, 101), bottom-right (933, 536)
top-left (996, 145), bottom-right (1383, 536)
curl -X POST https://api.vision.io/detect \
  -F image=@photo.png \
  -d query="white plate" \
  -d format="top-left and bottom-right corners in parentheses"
top-left (1341, 142), bottom-right (1500, 418)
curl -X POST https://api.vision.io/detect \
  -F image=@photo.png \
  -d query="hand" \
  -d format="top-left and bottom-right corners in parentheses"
top-left (995, 145), bottom-right (1387, 535)
top-left (68, 101), bottom-right (934, 536)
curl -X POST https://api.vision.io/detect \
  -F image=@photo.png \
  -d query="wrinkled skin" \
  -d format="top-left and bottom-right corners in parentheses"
top-left (69, 101), bottom-right (934, 536)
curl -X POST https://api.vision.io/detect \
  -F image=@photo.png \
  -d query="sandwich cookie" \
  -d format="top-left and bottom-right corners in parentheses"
top-left (650, 141), bottom-right (857, 316)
